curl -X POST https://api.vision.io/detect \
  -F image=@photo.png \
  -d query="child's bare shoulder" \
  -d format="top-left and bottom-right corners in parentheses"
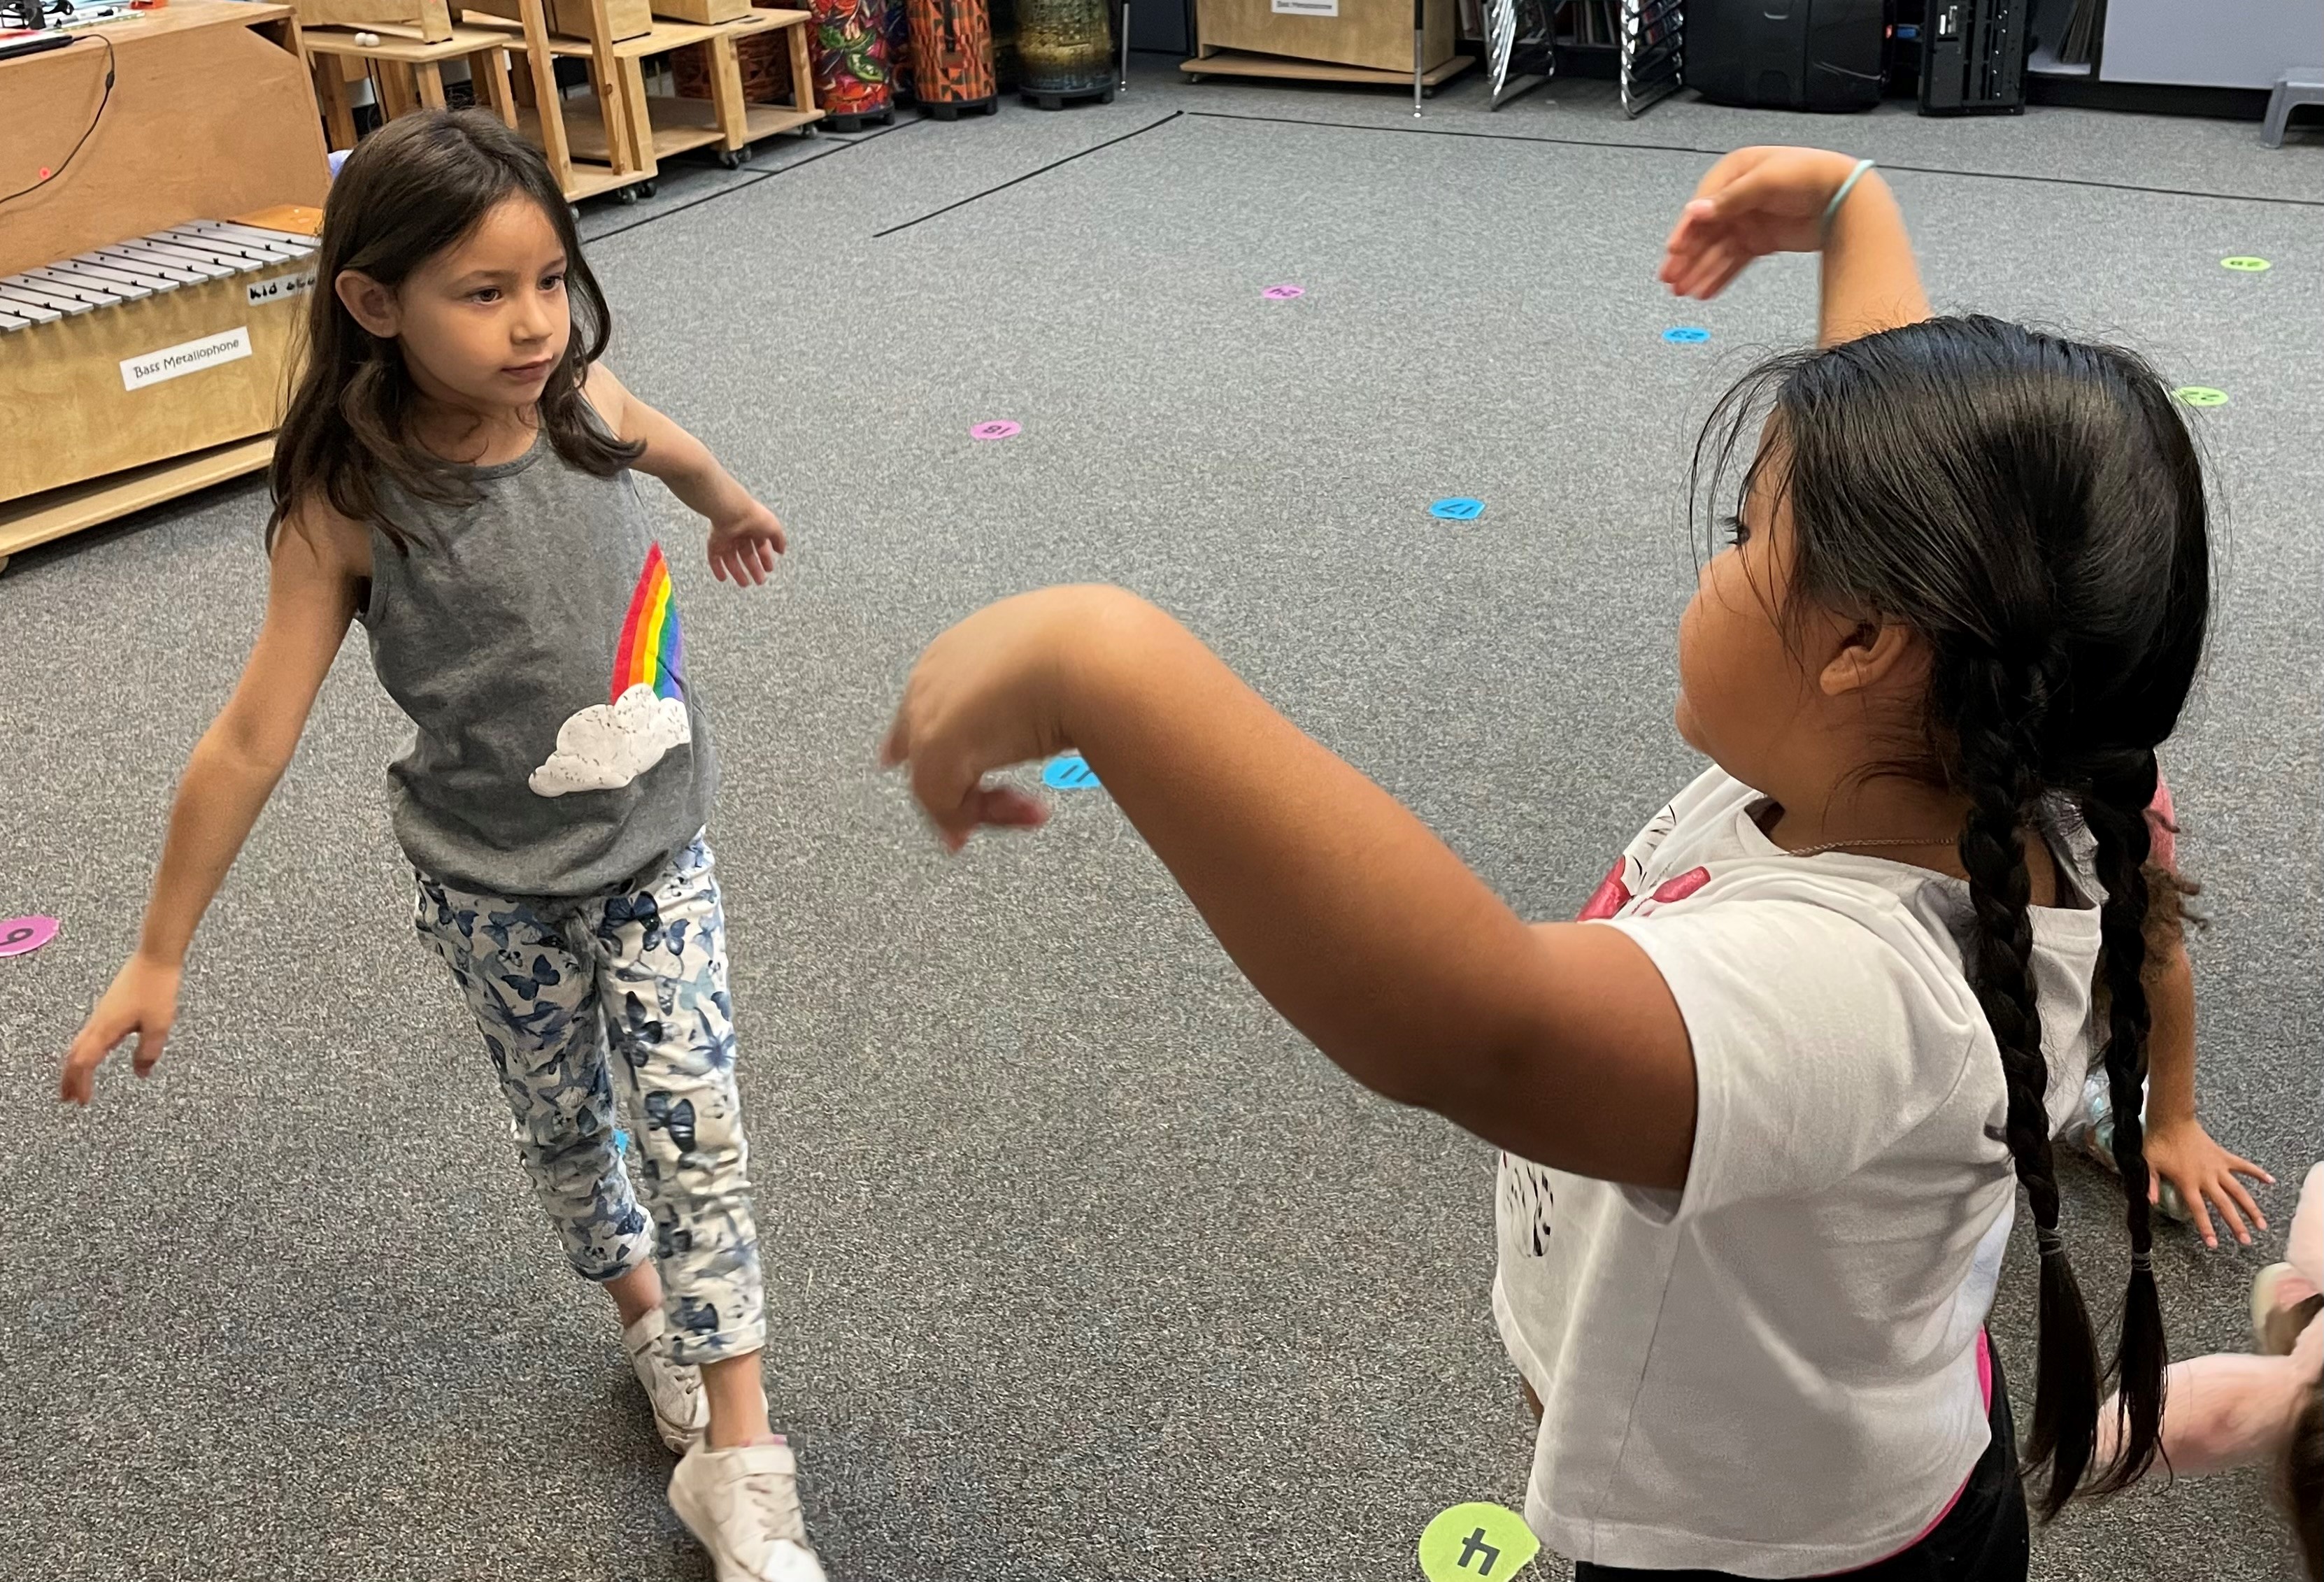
top-left (272, 492), bottom-right (374, 585)
top-left (581, 360), bottom-right (631, 432)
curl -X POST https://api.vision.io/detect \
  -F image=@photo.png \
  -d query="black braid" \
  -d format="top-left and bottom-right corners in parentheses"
top-left (2080, 750), bottom-right (2170, 1492)
top-left (1951, 674), bottom-right (2102, 1520)
top-left (1696, 314), bottom-right (2210, 1518)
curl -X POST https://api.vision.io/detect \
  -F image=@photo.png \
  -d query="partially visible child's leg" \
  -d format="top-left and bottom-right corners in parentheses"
top-left (585, 836), bottom-right (824, 1581)
top-left (417, 872), bottom-right (655, 1283)
top-left (2253, 1164), bottom-right (2324, 1355)
top-left (2293, 1162), bottom-right (2324, 1290)
top-left (414, 871), bottom-right (706, 1453)
top-left (587, 836), bottom-right (767, 1439)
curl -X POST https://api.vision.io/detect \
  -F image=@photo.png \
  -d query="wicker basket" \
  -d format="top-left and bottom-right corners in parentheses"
top-left (673, 28), bottom-right (798, 101)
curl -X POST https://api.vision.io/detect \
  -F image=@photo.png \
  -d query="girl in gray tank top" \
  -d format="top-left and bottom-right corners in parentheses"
top-left (61, 111), bottom-right (826, 1582)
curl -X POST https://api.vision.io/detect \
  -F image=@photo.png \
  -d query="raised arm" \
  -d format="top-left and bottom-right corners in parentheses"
top-left (1658, 145), bottom-right (1931, 347)
top-left (881, 586), bottom-right (1700, 1189)
top-left (60, 509), bottom-right (363, 1104)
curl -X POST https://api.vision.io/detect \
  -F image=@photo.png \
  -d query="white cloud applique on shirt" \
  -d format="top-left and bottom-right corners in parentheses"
top-left (529, 683), bottom-right (691, 797)
top-left (529, 543), bottom-right (691, 798)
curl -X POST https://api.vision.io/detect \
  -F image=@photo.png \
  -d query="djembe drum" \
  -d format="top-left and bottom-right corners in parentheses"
top-left (1018, 0), bottom-right (1113, 106)
top-left (906, 0), bottom-right (996, 116)
top-left (803, 0), bottom-right (895, 129)
top-left (885, 0), bottom-right (915, 99)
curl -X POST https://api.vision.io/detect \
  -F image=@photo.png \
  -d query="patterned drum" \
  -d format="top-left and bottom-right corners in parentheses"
top-left (885, 0), bottom-right (915, 99)
top-left (906, 0), bottom-right (997, 114)
top-left (1017, 0), bottom-right (1112, 101)
top-left (989, 0), bottom-right (1020, 90)
top-left (805, 0), bottom-right (894, 127)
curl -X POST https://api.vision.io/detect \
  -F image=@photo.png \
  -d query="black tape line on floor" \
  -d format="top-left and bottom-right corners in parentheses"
top-left (871, 111), bottom-right (1188, 238)
top-left (1183, 108), bottom-right (2324, 210)
top-left (585, 118), bottom-right (926, 248)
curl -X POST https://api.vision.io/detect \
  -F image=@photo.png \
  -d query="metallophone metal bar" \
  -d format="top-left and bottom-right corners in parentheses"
top-left (0, 221), bottom-right (318, 333)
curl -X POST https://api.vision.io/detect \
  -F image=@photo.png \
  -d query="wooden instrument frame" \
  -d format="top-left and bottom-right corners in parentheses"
top-left (0, 2), bottom-right (329, 569)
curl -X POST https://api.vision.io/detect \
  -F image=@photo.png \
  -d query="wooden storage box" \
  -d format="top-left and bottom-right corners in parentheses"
top-left (471, 0), bottom-right (653, 42)
top-left (652, 0), bottom-right (753, 23)
top-left (1195, 0), bottom-right (1453, 73)
top-left (295, 0), bottom-right (456, 43)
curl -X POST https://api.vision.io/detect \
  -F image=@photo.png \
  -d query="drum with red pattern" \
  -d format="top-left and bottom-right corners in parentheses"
top-left (805, 0), bottom-right (893, 120)
top-left (906, 0), bottom-right (995, 108)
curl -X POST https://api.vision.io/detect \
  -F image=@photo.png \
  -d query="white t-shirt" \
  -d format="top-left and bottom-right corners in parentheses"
top-left (1495, 767), bottom-right (2101, 1576)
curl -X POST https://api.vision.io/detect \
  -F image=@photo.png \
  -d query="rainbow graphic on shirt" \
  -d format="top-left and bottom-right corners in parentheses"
top-left (613, 543), bottom-right (685, 704)
top-left (527, 543), bottom-right (694, 797)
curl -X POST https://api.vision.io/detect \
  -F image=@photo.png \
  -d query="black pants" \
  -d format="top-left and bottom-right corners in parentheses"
top-left (1575, 1345), bottom-right (2029, 1582)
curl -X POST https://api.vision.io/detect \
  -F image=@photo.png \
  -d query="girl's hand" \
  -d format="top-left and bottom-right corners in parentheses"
top-left (1659, 145), bottom-right (1862, 301)
top-left (708, 498), bottom-right (787, 587)
top-left (881, 587), bottom-right (1137, 849)
top-left (62, 953), bottom-right (184, 1105)
top-left (2143, 1116), bottom-right (2273, 1248)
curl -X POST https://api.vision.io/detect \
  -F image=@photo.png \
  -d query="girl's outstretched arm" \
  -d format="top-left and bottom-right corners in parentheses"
top-left (2141, 937), bottom-right (2273, 1246)
top-left (1658, 145), bottom-right (1931, 348)
top-left (585, 362), bottom-right (787, 587)
top-left (60, 508), bottom-right (363, 1104)
top-left (883, 586), bottom-right (1699, 1189)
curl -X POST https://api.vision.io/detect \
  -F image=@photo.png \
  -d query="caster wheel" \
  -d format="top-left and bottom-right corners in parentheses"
top-left (635, 178), bottom-right (658, 199)
top-left (801, 123), bottom-right (820, 136)
top-left (1100, 85), bottom-right (1116, 103)
top-left (717, 148), bottom-right (743, 169)
top-left (615, 186), bottom-right (639, 205)
top-left (1422, 86), bottom-right (1436, 98)
top-left (569, 204), bottom-right (583, 221)
top-left (1184, 71), bottom-right (1202, 82)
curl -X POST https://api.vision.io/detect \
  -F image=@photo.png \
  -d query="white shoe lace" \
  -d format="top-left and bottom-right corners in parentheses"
top-left (728, 1467), bottom-right (807, 1551)
top-left (650, 1357), bottom-right (704, 1419)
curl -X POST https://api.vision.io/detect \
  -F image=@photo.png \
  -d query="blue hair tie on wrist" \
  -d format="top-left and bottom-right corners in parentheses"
top-left (1823, 158), bottom-right (1876, 238)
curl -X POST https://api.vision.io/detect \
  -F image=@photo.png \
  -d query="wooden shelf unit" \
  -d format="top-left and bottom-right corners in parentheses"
top-left (468, 4), bottom-right (818, 177)
top-left (1180, 49), bottom-right (1474, 87)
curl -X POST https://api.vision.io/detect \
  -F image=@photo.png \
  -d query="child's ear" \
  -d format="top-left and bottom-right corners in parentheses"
top-left (1819, 620), bottom-right (1921, 697)
top-left (334, 270), bottom-right (399, 339)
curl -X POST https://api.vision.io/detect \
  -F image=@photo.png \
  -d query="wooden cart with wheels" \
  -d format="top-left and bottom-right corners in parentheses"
top-left (465, 3), bottom-right (818, 183)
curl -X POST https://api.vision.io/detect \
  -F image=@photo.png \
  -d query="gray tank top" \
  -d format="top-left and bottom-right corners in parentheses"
top-left (357, 433), bottom-right (717, 898)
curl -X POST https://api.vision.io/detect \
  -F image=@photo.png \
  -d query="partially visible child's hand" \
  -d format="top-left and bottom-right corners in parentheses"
top-left (2144, 1116), bottom-right (2273, 1248)
top-left (1659, 145), bottom-right (1862, 301)
top-left (61, 953), bottom-right (183, 1105)
top-left (881, 587), bottom-right (1140, 850)
top-left (708, 497), bottom-right (787, 586)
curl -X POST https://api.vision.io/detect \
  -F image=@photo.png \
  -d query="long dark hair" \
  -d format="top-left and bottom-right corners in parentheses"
top-left (2290, 1371), bottom-right (2323, 1581)
top-left (1693, 315), bottom-right (2211, 1516)
top-left (266, 108), bottom-right (639, 550)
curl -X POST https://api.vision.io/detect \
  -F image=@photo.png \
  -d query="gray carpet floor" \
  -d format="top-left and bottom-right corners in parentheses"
top-left (3, 64), bottom-right (2320, 1582)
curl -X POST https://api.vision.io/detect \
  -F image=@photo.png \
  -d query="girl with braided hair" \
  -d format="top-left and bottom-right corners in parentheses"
top-left (878, 145), bottom-right (2208, 1578)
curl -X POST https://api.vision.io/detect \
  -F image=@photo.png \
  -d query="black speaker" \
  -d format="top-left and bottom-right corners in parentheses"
top-left (1917, 0), bottom-right (2026, 113)
top-left (1683, 0), bottom-right (1888, 112)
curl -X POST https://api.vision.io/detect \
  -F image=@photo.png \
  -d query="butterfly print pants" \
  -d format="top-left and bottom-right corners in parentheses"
top-left (413, 835), bottom-right (763, 1364)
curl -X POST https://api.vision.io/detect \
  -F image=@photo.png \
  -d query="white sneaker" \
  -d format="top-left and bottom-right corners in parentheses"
top-left (2253, 1262), bottom-right (2298, 1354)
top-left (668, 1438), bottom-right (828, 1582)
top-left (624, 1310), bottom-right (708, 1454)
